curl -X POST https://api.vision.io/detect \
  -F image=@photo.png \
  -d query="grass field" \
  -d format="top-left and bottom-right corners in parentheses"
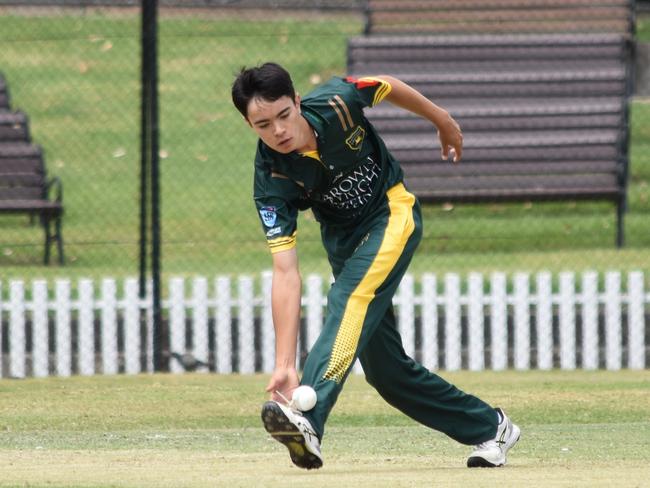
top-left (0, 9), bottom-right (649, 280)
top-left (0, 371), bottom-right (648, 487)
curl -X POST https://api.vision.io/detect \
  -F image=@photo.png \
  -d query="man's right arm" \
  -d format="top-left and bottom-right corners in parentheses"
top-left (265, 247), bottom-right (302, 401)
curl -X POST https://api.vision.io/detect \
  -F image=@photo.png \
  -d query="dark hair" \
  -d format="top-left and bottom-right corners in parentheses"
top-left (231, 62), bottom-right (296, 119)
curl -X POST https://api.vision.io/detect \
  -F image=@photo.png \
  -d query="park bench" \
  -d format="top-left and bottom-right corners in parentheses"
top-left (0, 141), bottom-right (64, 264)
top-left (0, 80), bottom-right (64, 264)
top-left (349, 1), bottom-right (635, 246)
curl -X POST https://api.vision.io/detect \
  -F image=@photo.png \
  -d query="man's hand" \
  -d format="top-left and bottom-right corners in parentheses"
top-left (266, 366), bottom-right (300, 402)
top-left (437, 111), bottom-right (463, 163)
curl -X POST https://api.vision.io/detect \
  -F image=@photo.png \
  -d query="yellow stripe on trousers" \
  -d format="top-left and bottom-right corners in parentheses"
top-left (323, 183), bottom-right (416, 383)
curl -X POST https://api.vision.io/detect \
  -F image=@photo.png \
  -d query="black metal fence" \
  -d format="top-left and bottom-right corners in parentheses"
top-left (1, 1), bottom-right (649, 284)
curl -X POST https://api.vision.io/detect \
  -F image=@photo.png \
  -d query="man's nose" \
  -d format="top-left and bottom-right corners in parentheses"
top-left (273, 122), bottom-right (285, 137)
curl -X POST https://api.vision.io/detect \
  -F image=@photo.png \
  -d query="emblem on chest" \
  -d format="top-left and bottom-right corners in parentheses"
top-left (345, 126), bottom-right (366, 151)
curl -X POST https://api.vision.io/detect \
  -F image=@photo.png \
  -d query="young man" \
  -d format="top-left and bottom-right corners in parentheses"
top-left (231, 62), bottom-right (520, 470)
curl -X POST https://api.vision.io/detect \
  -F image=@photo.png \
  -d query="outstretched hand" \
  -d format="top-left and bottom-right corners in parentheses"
top-left (266, 366), bottom-right (300, 403)
top-left (437, 111), bottom-right (463, 163)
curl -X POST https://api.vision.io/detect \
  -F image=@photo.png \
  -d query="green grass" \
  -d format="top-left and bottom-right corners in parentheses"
top-left (0, 371), bottom-right (648, 487)
top-left (0, 9), bottom-right (649, 281)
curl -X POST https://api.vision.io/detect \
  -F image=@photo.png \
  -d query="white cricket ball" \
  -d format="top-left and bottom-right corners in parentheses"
top-left (292, 385), bottom-right (317, 411)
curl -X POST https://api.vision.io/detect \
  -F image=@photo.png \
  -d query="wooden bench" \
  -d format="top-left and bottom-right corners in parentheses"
top-left (0, 133), bottom-right (64, 265)
top-left (349, 3), bottom-right (635, 246)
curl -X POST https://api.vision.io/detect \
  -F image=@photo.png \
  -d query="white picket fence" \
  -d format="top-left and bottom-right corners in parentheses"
top-left (0, 270), bottom-right (647, 378)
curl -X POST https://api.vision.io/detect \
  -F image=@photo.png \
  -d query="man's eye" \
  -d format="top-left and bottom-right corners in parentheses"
top-left (279, 113), bottom-right (289, 119)
top-left (259, 123), bottom-right (270, 129)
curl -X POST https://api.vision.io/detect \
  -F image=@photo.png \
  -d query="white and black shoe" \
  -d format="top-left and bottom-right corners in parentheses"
top-left (467, 408), bottom-right (520, 468)
top-left (261, 400), bottom-right (323, 470)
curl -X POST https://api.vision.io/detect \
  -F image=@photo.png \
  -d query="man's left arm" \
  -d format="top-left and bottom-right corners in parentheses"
top-left (374, 75), bottom-right (463, 163)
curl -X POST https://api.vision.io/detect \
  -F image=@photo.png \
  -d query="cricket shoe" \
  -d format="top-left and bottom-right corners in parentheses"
top-left (261, 400), bottom-right (323, 470)
top-left (467, 408), bottom-right (520, 468)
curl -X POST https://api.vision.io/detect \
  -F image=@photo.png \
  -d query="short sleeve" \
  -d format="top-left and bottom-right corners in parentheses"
top-left (344, 76), bottom-right (392, 108)
top-left (254, 149), bottom-right (302, 254)
top-left (254, 194), bottom-right (298, 254)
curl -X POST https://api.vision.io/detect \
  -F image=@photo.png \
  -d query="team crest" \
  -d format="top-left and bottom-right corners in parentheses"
top-left (346, 126), bottom-right (366, 151)
top-left (259, 206), bottom-right (277, 227)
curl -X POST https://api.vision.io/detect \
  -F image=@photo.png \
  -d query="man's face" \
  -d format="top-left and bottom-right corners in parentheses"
top-left (246, 95), bottom-right (303, 154)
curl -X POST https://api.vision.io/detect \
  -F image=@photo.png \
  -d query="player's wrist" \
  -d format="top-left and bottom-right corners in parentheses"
top-left (274, 360), bottom-right (297, 371)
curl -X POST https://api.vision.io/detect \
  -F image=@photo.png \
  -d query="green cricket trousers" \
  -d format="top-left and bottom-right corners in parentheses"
top-left (301, 182), bottom-right (498, 445)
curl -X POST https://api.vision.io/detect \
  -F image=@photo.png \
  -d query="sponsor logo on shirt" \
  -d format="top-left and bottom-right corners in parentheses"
top-left (321, 156), bottom-right (381, 211)
top-left (266, 226), bottom-right (282, 237)
top-left (259, 206), bottom-right (277, 227)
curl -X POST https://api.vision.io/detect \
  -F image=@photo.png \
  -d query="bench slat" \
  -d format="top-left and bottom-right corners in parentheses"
top-left (392, 145), bottom-right (619, 163)
top-left (0, 173), bottom-right (46, 186)
top-left (349, 45), bottom-right (626, 63)
top-left (369, 97), bottom-right (624, 117)
top-left (401, 160), bottom-right (618, 177)
top-left (404, 82), bottom-right (624, 99)
top-left (384, 130), bottom-right (619, 149)
top-left (408, 186), bottom-right (622, 202)
top-left (405, 173), bottom-right (619, 194)
top-left (371, 7), bottom-right (630, 23)
top-left (0, 199), bottom-right (63, 213)
top-left (0, 143), bottom-right (43, 158)
top-left (350, 33), bottom-right (627, 47)
top-left (0, 157), bottom-right (45, 173)
top-left (370, 114), bottom-right (622, 132)
top-left (0, 111), bottom-right (29, 143)
top-left (371, 20), bottom-right (631, 35)
top-left (368, 0), bottom-right (631, 10)
top-left (0, 187), bottom-right (46, 200)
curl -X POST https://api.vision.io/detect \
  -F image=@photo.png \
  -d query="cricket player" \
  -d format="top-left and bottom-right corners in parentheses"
top-left (231, 62), bottom-right (520, 470)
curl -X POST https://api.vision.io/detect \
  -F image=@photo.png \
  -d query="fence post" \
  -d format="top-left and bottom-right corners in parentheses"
top-left (101, 279), bottom-right (118, 375)
top-left (55, 280), bottom-right (72, 377)
top-left (192, 277), bottom-right (209, 372)
top-left (124, 278), bottom-right (141, 374)
top-left (444, 273), bottom-right (461, 371)
top-left (421, 273), bottom-right (438, 371)
top-left (169, 277), bottom-right (185, 374)
top-left (468, 272), bottom-right (484, 371)
top-left (9, 281), bottom-right (26, 379)
top-left (581, 271), bottom-right (599, 370)
top-left (559, 272), bottom-right (576, 370)
top-left (215, 276), bottom-right (232, 374)
top-left (536, 272), bottom-right (553, 370)
top-left (78, 279), bottom-right (95, 376)
top-left (628, 271), bottom-right (645, 369)
top-left (490, 273), bottom-right (507, 371)
top-left (238, 276), bottom-right (255, 374)
top-left (513, 273), bottom-right (530, 370)
top-left (32, 280), bottom-right (49, 378)
top-left (398, 273), bottom-right (416, 359)
top-left (261, 271), bottom-right (274, 373)
top-left (605, 272), bottom-right (622, 370)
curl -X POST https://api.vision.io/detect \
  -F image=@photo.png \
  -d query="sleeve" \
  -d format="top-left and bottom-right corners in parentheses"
top-left (344, 76), bottom-right (392, 108)
top-left (255, 194), bottom-right (298, 254)
top-left (253, 151), bottom-right (301, 254)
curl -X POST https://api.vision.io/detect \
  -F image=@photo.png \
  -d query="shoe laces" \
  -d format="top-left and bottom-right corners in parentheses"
top-left (275, 390), bottom-right (300, 412)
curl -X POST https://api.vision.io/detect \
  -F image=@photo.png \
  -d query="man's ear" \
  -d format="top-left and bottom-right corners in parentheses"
top-left (294, 93), bottom-right (301, 110)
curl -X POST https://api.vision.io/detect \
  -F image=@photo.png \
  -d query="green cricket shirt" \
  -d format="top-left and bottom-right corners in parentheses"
top-left (253, 76), bottom-right (404, 254)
